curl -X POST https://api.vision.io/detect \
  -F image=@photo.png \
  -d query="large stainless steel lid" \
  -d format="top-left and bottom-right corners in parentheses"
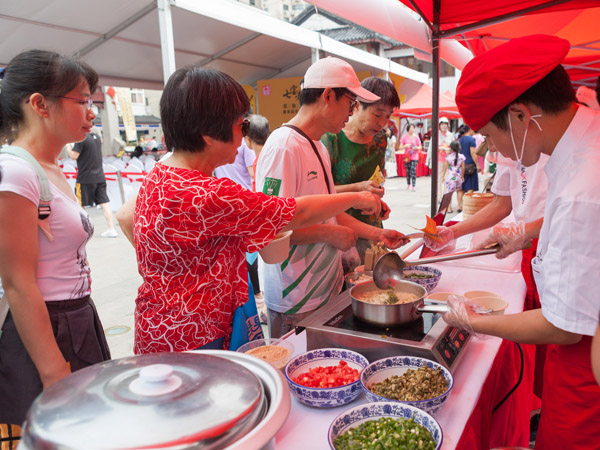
top-left (22, 352), bottom-right (264, 449)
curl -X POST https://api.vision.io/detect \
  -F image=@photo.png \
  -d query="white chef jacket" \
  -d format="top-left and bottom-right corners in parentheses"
top-left (532, 106), bottom-right (600, 336)
top-left (491, 153), bottom-right (549, 221)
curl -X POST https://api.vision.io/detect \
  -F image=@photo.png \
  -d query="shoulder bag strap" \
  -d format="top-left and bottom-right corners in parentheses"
top-left (282, 124), bottom-right (333, 194)
top-left (0, 296), bottom-right (7, 340)
top-left (0, 146), bottom-right (51, 219)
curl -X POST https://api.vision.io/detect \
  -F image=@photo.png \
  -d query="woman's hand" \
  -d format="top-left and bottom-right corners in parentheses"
top-left (356, 180), bottom-right (384, 197)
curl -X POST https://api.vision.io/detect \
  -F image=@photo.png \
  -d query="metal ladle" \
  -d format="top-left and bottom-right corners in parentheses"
top-left (373, 247), bottom-right (500, 289)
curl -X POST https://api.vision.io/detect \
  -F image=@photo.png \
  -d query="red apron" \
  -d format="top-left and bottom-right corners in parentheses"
top-left (535, 336), bottom-right (600, 449)
top-left (521, 239), bottom-right (547, 399)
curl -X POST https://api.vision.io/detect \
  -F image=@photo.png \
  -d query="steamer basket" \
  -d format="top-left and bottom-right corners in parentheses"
top-left (462, 193), bottom-right (494, 218)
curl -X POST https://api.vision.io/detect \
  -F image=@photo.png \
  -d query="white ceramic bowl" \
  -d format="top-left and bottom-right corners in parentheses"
top-left (328, 402), bottom-right (443, 449)
top-left (463, 290), bottom-right (501, 300)
top-left (426, 292), bottom-right (458, 302)
top-left (284, 348), bottom-right (369, 408)
top-left (360, 356), bottom-right (453, 415)
top-left (469, 296), bottom-right (508, 315)
top-left (402, 266), bottom-right (442, 293)
top-left (236, 338), bottom-right (295, 370)
top-left (259, 230), bottom-right (292, 264)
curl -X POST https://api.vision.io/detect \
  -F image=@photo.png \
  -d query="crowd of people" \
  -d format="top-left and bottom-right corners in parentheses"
top-left (1, 33), bottom-right (600, 448)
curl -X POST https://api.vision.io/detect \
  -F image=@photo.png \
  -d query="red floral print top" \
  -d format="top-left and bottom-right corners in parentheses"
top-left (133, 163), bottom-right (296, 353)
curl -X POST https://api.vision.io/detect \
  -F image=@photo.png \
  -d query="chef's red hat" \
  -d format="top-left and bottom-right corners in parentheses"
top-left (456, 35), bottom-right (570, 130)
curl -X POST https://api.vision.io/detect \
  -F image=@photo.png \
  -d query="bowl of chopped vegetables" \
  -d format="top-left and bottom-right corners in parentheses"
top-left (401, 265), bottom-right (442, 293)
top-left (284, 348), bottom-right (369, 408)
top-left (328, 401), bottom-right (442, 450)
top-left (360, 356), bottom-right (453, 415)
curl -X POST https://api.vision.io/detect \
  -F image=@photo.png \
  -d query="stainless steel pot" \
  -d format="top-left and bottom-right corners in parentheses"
top-left (350, 280), bottom-right (446, 327)
top-left (20, 351), bottom-right (290, 450)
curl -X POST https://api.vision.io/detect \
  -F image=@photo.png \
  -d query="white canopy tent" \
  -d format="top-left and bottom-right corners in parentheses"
top-left (0, 0), bottom-right (429, 90)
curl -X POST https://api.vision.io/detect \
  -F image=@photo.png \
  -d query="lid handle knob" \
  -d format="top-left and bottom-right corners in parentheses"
top-left (129, 364), bottom-right (182, 396)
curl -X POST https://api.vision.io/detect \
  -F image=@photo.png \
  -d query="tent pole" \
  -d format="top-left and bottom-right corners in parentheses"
top-left (158, 0), bottom-right (176, 85)
top-left (430, 31), bottom-right (441, 217)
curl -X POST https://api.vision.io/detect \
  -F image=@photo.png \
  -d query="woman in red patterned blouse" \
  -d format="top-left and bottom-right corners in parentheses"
top-left (127, 67), bottom-right (387, 353)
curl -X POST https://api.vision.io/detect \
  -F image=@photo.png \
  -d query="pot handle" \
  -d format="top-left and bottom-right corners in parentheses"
top-left (417, 304), bottom-right (448, 314)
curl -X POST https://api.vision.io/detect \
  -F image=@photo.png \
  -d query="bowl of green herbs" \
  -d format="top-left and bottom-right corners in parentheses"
top-left (328, 401), bottom-right (442, 449)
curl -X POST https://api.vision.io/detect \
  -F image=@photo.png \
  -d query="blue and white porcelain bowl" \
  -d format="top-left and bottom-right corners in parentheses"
top-left (328, 402), bottom-right (443, 449)
top-left (284, 348), bottom-right (369, 408)
top-left (360, 356), bottom-right (453, 415)
top-left (402, 265), bottom-right (442, 293)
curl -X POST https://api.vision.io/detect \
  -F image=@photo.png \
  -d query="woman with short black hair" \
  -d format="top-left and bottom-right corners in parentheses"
top-left (125, 66), bottom-right (385, 354)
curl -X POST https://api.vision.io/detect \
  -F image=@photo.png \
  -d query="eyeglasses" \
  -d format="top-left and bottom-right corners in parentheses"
top-left (26, 95), bottom-right (94, 110)
top-left (342, 93), bottom-right (358, 112)
top-left (60, 96), bottom-right (94, 110)
top-left (240, 119), bottom-right (250, 137)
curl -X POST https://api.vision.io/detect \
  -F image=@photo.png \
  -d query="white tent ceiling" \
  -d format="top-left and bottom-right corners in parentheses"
top-left (0, 0), bottom-right (430, 90)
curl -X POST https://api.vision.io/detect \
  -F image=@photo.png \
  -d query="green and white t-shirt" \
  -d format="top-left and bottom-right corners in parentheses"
top-left (255, 127), bottom-right (343, 314)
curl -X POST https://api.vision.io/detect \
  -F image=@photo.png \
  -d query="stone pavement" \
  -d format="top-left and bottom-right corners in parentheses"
top-left (86, 174), bottom-right (458, 359)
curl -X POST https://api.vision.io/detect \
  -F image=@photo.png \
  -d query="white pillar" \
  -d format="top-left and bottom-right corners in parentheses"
top-left (100, 87), bottom-right (123, 156)
top-left (311, 48), bottom-right (320, 64)
top-left (158, 0), bottom-right (176, 85)
top-left (379, 45), bottom-right (390, 80)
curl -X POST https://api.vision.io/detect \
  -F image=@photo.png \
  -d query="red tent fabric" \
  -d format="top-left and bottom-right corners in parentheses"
top-left (397, 1), bottom-right (600, 88)
top-left (395, 83), bottom-right (460, 118)
top-left (396, 0), bottom-right (599, 30)
top-left (459, 7), bottom-right (600, 88)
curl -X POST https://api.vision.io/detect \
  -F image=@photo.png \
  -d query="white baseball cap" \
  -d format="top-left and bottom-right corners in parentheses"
top-left (302, 57), bottom-right (380, 103)
top-left (439, 117), bottom-right (449, 124)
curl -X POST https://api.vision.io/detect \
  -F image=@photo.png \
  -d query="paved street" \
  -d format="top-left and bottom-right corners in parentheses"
top-left (86, 173), bottom-right (456, 359)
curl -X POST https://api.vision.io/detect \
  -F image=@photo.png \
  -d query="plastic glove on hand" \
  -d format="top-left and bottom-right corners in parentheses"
top-left (423, 226), bottom-right (455, 251)
top-left (443, 295), bottom-right (491, 339)
top-left (478, 221), bottom-right (528, 259)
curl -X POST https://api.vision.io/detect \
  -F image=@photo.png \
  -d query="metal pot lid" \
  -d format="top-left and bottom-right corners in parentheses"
top-left (24, 352), bottom-right (264, 449)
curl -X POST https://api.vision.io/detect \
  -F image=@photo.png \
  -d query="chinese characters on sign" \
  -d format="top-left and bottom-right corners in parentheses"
top-left (257, 76), bottom-right (302, 128)
top-left (282, 84), bottom-right (299, 115)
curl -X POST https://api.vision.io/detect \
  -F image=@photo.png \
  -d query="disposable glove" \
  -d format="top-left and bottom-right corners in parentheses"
top-left (423, 226), bottom-right (455, 251)
top-left (478, 221), bottom-right (528, 259)
top-left (442, 295), bottom-right (491, 339)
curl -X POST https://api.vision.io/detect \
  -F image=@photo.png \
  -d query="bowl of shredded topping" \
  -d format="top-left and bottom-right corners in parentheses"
top-left (401, 265), bottom-right (442, 293)
top-left (360, 356), bottom-right (453, 415)
top-left (328, 401), bottom-right (442, 450)
top-left (237, 338), bottom-right (295, 370)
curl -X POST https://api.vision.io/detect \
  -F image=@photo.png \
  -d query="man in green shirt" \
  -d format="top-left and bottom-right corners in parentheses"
top-left (321, 77), bottom-right (400, 261)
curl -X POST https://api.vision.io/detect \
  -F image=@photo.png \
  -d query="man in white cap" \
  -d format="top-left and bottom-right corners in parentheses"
top-left (255, 57), bottom-right (406, 338)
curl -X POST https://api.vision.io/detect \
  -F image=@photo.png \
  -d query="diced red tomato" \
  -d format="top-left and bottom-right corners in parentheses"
top-left (292, 360), bottom-right (359, 388)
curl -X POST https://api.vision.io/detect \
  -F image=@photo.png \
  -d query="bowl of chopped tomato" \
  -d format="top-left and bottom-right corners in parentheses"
top-left (284, 348), bottom-right (369, 408)
top-left (360, 356), bottom-right (453, 415)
